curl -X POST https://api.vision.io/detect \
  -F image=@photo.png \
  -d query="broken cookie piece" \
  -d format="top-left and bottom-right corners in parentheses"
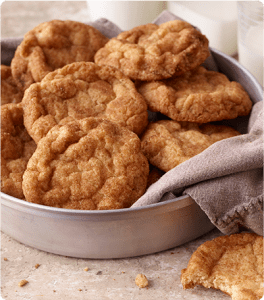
top-left (18, 279), bottom-right (28, 287)
top-left (181, 232), bottom-right (264, 300)
top-left (135, 274), bottom-right (149, 288)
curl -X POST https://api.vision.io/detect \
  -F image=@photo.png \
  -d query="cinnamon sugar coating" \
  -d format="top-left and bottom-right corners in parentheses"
top-left (22, 117), bottom-right (149, 210)
top-left (22, 62), bottom-right (148, 143)
top-left (1, 103), bottom-right (36, 199)
top-left (94, 20), bottom-right (209, 81)
top-left (11, 20), bottom-right (109, 91)
top-left (138, 66), bottom-right (252, 123)
top-left (141, 120), bottom-right (240, 172)
top-left (1, 65), bottom-right (23, 105)
top-left (181, 232), bottom-right (264, 300)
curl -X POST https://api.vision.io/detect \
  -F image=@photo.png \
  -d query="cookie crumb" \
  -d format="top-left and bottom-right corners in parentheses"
top-left (3, 257), bottom-right (8, 261)
top-left (35, 263), bottom-right (40, 269)
top-left (78, 289), bottom-right (82, 291)
top-left (84, 267), bottom-right (89, 271)
top-left (135, 274), bottom-right (148, 288)
top-left (18, 279), bottom-right (28, 287)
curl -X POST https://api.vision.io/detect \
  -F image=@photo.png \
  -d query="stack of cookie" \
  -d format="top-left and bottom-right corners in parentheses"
top-left (1, 19), bottom-right (252, 210)
top-left (94, 20), bottom-right (252, 174)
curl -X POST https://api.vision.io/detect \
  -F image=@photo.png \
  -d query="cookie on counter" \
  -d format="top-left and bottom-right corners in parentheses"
top-left (11, 20), bottom-right (109, 91)
top-left (1, 65), bottom-right (23, 105)
top-left (137, 66), bottom-right (252, 123)
top-left (22, 117), bottom-right (149, 210)
top-left (181, 232), bottom-right (264, 300)
top-left (141, 120), bottom-right (240, 172)
top-left (94, 20), bottom-right (209, 81)
top-left (22, 62), bottom-right (148, 143)
top-left (1, 103), bottom-right (36, 199)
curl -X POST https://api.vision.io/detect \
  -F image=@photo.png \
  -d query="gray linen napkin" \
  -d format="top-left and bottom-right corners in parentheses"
top-left (133, 101), bottom-right (263, 236)
top-left (1, 10), bottom-right (263, 236)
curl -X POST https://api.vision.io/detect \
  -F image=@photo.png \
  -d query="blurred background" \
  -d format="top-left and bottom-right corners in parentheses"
top-left (1, 1), bottom-right (263, 85)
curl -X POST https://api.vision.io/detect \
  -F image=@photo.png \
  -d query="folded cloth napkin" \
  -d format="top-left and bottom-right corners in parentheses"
top-left (132, 101), bottom-right (263, 236)
top-left (1, 10), bottom-right (263, 236)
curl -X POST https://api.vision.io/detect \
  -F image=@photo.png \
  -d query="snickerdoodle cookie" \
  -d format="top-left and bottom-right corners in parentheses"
top-left (1, 65), bottom-right (23, 105)
top-left (22, 117), bottom-right (149, 210)
top-left (137, 66), bottom-right (252, 123)
top-left (22, 62), bottom-right (148, 143)
top-left (141, 120), bottom-right (240, 172)
top-left (94, 20), bottom-right (209, 81)
top-left (181, 232), bottom-right (264, 300)
top-left (1, 103), bottom-right (36, 199)
top-left (11, 20), bottom-right (109, 91)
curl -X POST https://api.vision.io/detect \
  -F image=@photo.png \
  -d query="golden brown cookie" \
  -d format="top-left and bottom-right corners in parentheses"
top-left (11, 20), bottom-right (109, 91)
top-left (94, 20), bottom-right (209, 81)
top-left (141, 120), bottom-right (240, 172)
top-left (181, 232), bottom-right (264, 300)
top-left (22, 62), bottom-right (148, 143)
top-left (1, 65), bottom-right (23, 105)
top-left (138, 66), bottom-right (252, 123)
top-left (1, 103), bottom-right (36, 199)
top-left (22, 117), bottom-right (149, 210)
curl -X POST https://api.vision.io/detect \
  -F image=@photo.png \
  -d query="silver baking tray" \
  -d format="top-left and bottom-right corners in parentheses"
top-left (1, 48), bottom-right (262, 259)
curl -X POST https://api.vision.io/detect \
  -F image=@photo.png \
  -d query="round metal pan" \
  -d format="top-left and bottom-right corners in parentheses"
top-left (1, 48), bottom-right (262, 259)
top-left (1, 193), bottom-right (214, 259)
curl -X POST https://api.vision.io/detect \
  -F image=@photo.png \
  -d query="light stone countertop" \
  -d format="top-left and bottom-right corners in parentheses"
top-left (1, 2), bottom-right (230, 300)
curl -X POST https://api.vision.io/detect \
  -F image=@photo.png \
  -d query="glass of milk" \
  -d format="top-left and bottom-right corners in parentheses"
top-left (237, 1), bottom-right (263, 86)
top-left (167, 1), bottom-right (238, 56)
top-left (87, 1), bottom-right (166, 31)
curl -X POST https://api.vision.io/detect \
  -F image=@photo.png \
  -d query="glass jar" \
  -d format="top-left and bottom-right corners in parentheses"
top-left (237, 1), bottom-right (263, 86)
top-left (87, 1), bottom-right (166, 31)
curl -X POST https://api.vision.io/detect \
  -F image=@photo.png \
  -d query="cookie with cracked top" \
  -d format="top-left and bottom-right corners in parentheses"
top-left (22, 117), bottom-right (149, 210)
top-left (1, 103), bottom-right (36, 199)
top-left (181, 232), bottom-right (264, 300)
top-left (22, 61), bottom-right (148, 143)
top-left (137, 66), bottom-right (252, 123)
top-left (11, 20), bottom-right (109, 91)
top-left (141, 120), bottom-right (240, 172)
top-left (94, 20), bottom-right (210, 81)
top-left (1, 65), bottom-right (23, 105)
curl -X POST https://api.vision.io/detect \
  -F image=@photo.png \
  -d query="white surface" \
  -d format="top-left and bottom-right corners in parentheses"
top-left (87, 1), bottom-right (166, 31)
top-left (167, 1), bottom-right (238, 56)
